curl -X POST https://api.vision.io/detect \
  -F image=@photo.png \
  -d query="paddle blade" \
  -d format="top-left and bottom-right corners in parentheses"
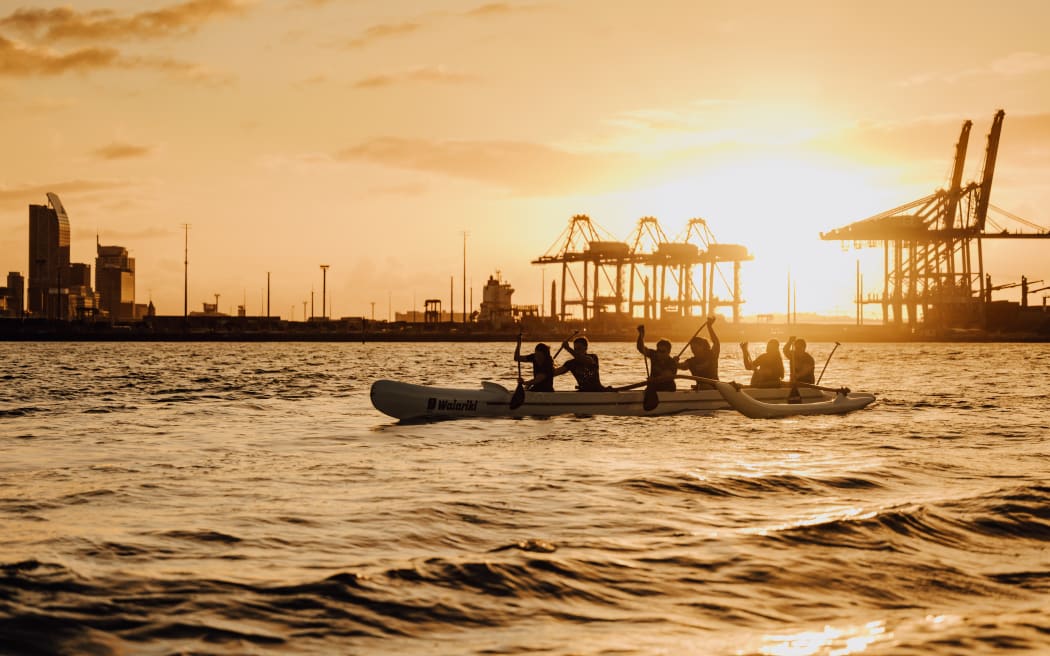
top-left (643, 385), bottom-right (659, 411)
top-left (509, 381), bottom-right (526, 410)
top-left (787, 384), bottom-right (802, 404)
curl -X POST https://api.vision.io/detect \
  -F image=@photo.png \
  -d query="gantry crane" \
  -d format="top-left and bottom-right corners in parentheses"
top-left (533, 214), bottom-right (751, 324)
top-left (820, 110), bottom-right (1050, 329)
top-left (531, 214), bottom-right (629, 323)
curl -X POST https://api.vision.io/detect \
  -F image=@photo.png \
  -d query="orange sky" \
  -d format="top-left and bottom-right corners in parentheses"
top-left (2, 0), bottom-right (1049, 319)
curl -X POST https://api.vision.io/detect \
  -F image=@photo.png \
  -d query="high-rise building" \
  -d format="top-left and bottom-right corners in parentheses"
top-left (96, 239), bottom-right (136, 321)
top-left (0, 271), bottom-right (25, 317)
top-left (28, 192), bottom-right (70, 318)
top-left (27, 193), bottom-right (100, 320)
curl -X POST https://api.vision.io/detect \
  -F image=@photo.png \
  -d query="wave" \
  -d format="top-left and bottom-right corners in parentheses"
top-left (0, 406), bottom-right (47, 418)
top-left (616, 470), bottom-right (890, 499)
top-left (758, 483), bottom-right (1050, 550)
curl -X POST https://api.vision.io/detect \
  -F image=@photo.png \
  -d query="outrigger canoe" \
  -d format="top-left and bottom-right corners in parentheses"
top-left (713, 381), bottom-right (876, 419)
top-left (370, 378), bottom-right (875, 422)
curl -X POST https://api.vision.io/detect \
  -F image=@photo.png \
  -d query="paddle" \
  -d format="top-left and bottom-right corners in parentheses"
top-left (675, 317), bottom-right (713, 360)
top-left (553, 329), bottom-right (580, 359)
top-left (786, 337), bottom-right (801, 404)
top-left (676, 374), bottom-right (721, 387)
top-left (816, 341), bottom-right (841, 385)
top-left (793, 380), bottom-right (850, 395)
top-left (642, 385), bottom-right (660, 411)
top-left (509, 331), bottom-right (525, 410)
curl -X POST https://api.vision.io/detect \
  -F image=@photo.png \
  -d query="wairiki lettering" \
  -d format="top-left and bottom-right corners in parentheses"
top-left (434, 398), bottom-right (479, 412)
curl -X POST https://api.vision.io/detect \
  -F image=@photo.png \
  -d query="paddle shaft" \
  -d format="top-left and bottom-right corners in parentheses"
top-left (675, 319), bottom-right (712, 360)
top-left (614, 380), bottom-right (650, 391)
top-left (816, 342), bottom-right (841, 385)
top-left (515, 331), bottom-right (523, 379)
top-left (789, 380), bottom-right (849, 394)
top-left (675, 374), bottom-right (848, 395)
top-left (553, 330), bottom-right (580, 359)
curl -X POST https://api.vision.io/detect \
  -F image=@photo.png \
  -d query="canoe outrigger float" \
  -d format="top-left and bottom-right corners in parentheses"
top-left (370, 376), bottom-right (876, 422)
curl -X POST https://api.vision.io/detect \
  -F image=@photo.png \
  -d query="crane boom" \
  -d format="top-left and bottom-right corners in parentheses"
top-left (975, 110), bottom-right (1005, 231)
top-left (944, 120), bottom-right (971, 229)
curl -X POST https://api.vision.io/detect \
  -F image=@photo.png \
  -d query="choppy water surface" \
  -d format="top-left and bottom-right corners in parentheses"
top-left (1, 341), bottom-right (1047, 655)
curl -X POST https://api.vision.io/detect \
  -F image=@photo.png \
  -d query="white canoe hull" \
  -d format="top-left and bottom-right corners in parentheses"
top-left (370, 379), bottom-right (831, 421)
top-left (715, 381), bottom-right (876, 418)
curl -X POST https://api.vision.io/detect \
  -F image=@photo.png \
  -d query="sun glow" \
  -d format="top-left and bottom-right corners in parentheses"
top-left (580, 150), bottom-right (898, 316)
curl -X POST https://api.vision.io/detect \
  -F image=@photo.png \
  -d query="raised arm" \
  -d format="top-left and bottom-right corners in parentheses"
top-left (707, 316), bottom-right (720, 356)
top-left (783, 336), bottom-right (797, 381)
top-left (740, 342), bottom-right (754, 370)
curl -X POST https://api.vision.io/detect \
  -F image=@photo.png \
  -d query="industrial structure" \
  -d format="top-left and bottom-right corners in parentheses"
top-left (821, 110), bottom-right (1050, 329)
top-left (532, 214), bottom-right (752, 324)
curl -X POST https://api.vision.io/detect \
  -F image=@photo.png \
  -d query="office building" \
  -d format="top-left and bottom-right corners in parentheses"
top-left (96, 240), bottom-right (136, 321)
top-left (0, 272), bottom-right (25, 317)
top-left (28, 192), bottom-right (71, 318)
top-left (27, 192), bottom-right (101, 319)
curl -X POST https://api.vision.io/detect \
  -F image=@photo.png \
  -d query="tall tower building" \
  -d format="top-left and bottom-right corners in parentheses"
top-left (28, 193), bottom-right (71, 319)
top-left (96, 239), bottom-right (136, 321)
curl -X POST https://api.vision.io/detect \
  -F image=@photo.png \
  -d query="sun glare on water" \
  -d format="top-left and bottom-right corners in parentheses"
top-left (759, 620), bottom-right (890, 656)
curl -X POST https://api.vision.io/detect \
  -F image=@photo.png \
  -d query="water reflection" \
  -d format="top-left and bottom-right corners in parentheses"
top-left (761, 620), bottom-right (888, 655)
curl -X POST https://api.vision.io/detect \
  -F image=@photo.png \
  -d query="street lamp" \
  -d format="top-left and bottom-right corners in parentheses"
top-left (320, 265), bottom-right (329, 319)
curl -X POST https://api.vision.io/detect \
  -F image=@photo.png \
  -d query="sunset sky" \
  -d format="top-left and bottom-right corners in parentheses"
top-left (1, 0), bottom-right (1048, 320)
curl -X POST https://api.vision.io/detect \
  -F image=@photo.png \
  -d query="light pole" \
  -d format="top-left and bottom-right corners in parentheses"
top-left (320, 265), bottom-right (329, 320)
top-left (466, 229), bottom-right (470, 323)
top-left (182, 223), bottom-right (190, 318)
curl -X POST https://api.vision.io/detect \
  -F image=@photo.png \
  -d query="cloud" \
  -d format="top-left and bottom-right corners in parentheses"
top-left (336, 137), bottom-right (658, 195)
top-left (127, 55), bottom-right (235, 84)
top-left (462, 3), bottom-right (540, 18)
top-left (352, 66), bottom-right (477, 89)
top-left (0, 35), bottom-right (233, 82)
top-left (0, 0), bottom-right (254, 43)
top-left (339, 3), bottom-right (541, 50)
top-left (93, 142), bottom-right (155, 160)
top-left (0, 180), bottom-right (132, 212)
top-left (0, 35), bottom-right (120, 76)
top-left (341, 21), bottom-right (424, 49)
top-left (902, 51), bottom-right (1050, 87)
top-left (819, 111), bottom-right (1050, 170)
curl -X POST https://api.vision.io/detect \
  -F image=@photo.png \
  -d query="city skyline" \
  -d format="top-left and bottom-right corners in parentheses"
top-left (2, 0), bottom-right (1050, 320)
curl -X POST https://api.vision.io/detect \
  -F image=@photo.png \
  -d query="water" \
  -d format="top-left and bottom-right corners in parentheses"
top-left (1, 341), bottom-right (1047, 655)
